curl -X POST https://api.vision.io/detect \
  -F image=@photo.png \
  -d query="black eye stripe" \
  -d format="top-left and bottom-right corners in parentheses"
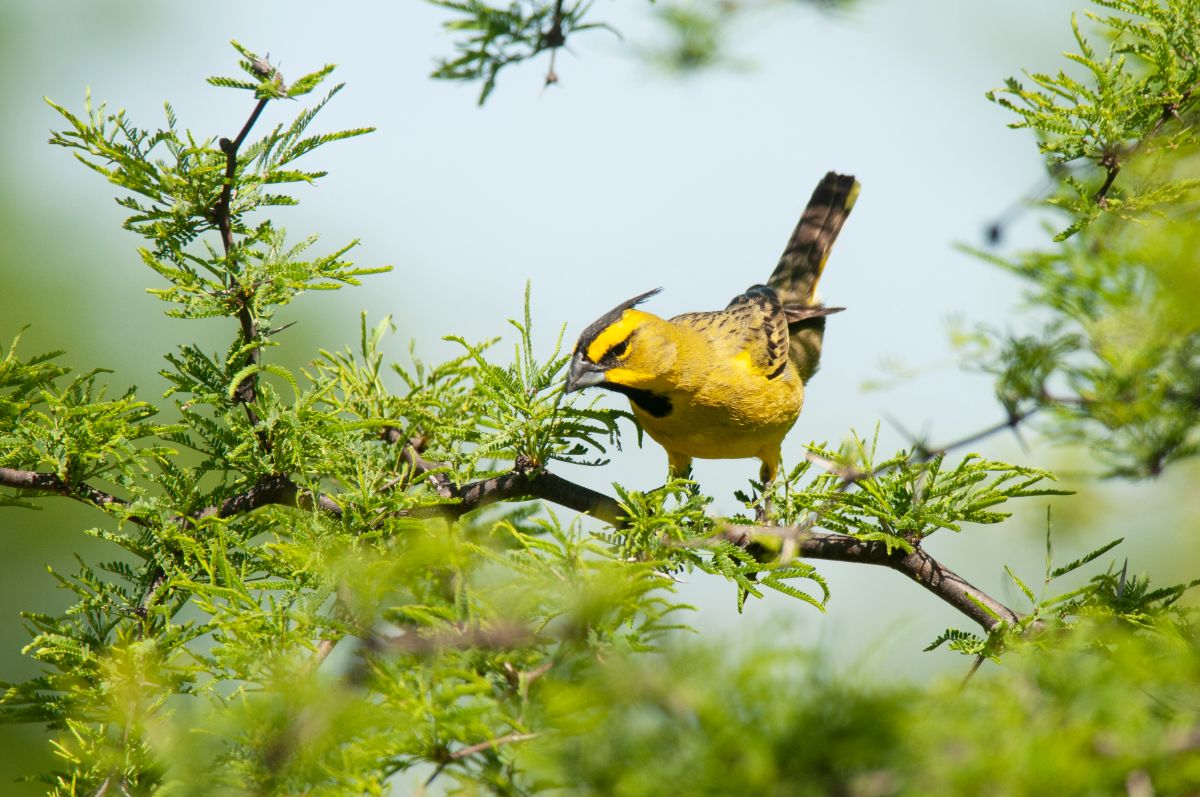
top-left (609, 338), bottom-right (629, 358)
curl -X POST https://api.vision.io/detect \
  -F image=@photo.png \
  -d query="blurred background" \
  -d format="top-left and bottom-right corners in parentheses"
top-left (2, 1), bottom-right (1197, 790)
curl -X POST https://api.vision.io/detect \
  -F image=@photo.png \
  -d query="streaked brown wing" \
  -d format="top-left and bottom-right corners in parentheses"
top-left (722, 285), bottom-right (791, 380)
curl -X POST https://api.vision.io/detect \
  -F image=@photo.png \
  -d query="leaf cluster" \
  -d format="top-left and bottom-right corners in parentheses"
top-left (525, 620), bottom-right (1200, 796)
top-left (768, 432), bottom-right (1067, 552)
top-left (47, 45), bottom-right (380, 326)
top-left (927, 517), bottom-right (1198, 660)
top-left (444, 283), bottom-right (630, 480)
top-left (962, 218), bottom-right (1200, 477)
top-left (0, 333), bottom-right (167, 495)
top-left (428, 0), bottom-right (615, 103)
top-left (969, 0), bottom-right (1200, 477)
top-left (988, 0), bottom-right (1200, 238)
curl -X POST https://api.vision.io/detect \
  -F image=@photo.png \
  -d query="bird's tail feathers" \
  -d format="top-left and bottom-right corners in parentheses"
top-left (767, 171), bottom-right (859, 307)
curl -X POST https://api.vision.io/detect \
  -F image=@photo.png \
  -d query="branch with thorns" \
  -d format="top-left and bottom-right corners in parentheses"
top-left (1, 407), bottom-right (1034, 635)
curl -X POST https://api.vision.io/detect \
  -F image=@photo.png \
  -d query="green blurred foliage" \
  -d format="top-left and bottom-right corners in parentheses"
top-left (960, 0), bottom-right (1200, 478)
top-left (1, 1), bottom-right (1199, 795)
top-left (526, 623), bottom-right (1200, 795)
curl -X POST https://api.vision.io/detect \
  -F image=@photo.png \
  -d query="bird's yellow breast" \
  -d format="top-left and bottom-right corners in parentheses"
top-left (630, 320), bottom-right (804, 461)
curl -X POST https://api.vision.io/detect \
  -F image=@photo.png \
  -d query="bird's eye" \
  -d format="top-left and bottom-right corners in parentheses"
top-left (609, 339), bottom-right (629, 358)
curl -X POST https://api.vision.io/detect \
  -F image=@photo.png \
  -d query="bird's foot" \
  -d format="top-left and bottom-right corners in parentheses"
top-left (754, 494), bottom-right (773, 524)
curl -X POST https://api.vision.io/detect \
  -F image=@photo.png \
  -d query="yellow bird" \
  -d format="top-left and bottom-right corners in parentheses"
top-left (564, 171), bottom-right (859, 499)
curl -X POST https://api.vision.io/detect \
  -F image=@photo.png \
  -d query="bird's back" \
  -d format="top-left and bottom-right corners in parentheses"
top-left (671, 284), bottom-right (791, 382)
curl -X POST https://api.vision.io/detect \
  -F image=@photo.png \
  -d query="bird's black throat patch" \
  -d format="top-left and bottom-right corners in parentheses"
top-left (603, 383), bottom-right (672, 418)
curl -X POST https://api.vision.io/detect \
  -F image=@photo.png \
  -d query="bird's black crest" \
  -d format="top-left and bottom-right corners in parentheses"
top-left (574, 288), bottom-right (662, 360)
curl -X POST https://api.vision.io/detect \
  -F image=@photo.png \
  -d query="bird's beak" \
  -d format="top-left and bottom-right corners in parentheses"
top-left (565, 352), bottom-right (607, 394)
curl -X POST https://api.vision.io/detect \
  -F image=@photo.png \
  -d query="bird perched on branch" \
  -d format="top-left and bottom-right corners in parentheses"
top-left (564, 171), bottom-right (859, 507)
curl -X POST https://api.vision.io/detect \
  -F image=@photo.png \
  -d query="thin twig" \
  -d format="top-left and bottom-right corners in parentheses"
top-left (214, 92), bottom-right (273, 441)
top-left (543, 0), bottom-right (566, 89)
top-left (450, 731), bottom-right (538, 761)
top-left (411, 762), bottom-right (446, 797)
top-left (411, 732), bottom-right (538, 797)
top-left (912, 407), bottom-right (1038, 462)
top-left (1094, 82), bottom-right (1196, 205)
top-left (961, 654), bottom-right (986, 687)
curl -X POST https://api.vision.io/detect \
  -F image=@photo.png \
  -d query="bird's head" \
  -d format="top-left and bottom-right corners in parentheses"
top-left (565, 288), bottom-right (677, 399)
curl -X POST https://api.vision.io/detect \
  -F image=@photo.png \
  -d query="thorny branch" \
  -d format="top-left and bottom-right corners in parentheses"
top-left (910, 407), bottom-right (1036, 463)
top-left (213, 61), bottom-right (278, 437)
top-left (543, 0), bottom-right (566, 88)
top-left (722, 524), bottom-right (1019, 630)
top-left (1, 409), bottom-right (1031, 634)
top-left (0, 466), bottom-right (135, 519)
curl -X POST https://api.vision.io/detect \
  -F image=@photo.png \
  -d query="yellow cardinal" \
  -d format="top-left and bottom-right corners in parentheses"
top-left (564, 171), bottom-right (859, 494)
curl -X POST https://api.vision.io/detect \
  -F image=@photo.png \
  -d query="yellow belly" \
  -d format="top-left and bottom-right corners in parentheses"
top-left (632, 367), bottom-right (803, 461)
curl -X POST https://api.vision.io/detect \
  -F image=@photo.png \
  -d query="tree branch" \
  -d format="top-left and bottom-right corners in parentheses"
top-left (4, 423), bottom-right (1021, 637)
top-left (383, 427), bottom-right (625, 525)
top-left (214, 90), bottom-right (273, 438)
top-left (5, 416), bottom-right (1024, 636)
top-left (915, 407), bottom-right (1037, 461)
top-left (0, 466), bottom-right (141, 522)
top-left (426, 470), bottom-right (1019, 631)
top-left (374, 428), bottom-right (1020, 631)
top-left (193, 473), bottom-right (343, 520)
top-left (0, 466), bottom-right (340, 526)
top-left (405, 468), bottom-right (625, 527)
top-left (723, 524), bottom-right (1018, 631)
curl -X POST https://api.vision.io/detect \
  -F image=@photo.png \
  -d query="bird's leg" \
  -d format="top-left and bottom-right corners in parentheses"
top-left (665, 452), bottom-right (696, 495)
top-left (756, 456), bottom-right (779, 523)
top-left (668, 451), bottom-right (694, 480)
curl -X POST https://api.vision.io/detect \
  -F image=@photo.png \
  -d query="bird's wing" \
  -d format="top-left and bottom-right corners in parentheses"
top-left (673, 285), bottom-right (790, 380)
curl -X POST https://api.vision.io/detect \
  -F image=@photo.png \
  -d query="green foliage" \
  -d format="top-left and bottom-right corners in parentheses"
top-left (426, 0), bottom-right (864, 101)
top-left (525, 623), bottom-right (1200, 795)
top-left (765, 432), bottom-right (1067, 551)
top-left (988, 0), bottom-right (1200, 239)
top-left (2, 44), bottom-right (685, 794)
top-left (3, 12), bottom-right (1200, 795)
top-left (446, 283), bottom-right (630, 478)
top-left (0, 334), bottom-right (166, 490)
top-left (643, 1), bottom-right (732, 73)
top-left (607, 479), bottom-right (832, 612)
top-left (428, 0), bottom-right (616, 103)
top-left (929, 515), bottom-right (1198, 663)
top-left (207, 40), bottom-right (337, 99)
top-left (47, 77), bottom-right (380, 324)
top-left (969, 0), bottom-right (1200, 476)
top-left (963, 226), bottom-right (1200, 476)
top-left (640, 0), bottom-right (864, 74)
